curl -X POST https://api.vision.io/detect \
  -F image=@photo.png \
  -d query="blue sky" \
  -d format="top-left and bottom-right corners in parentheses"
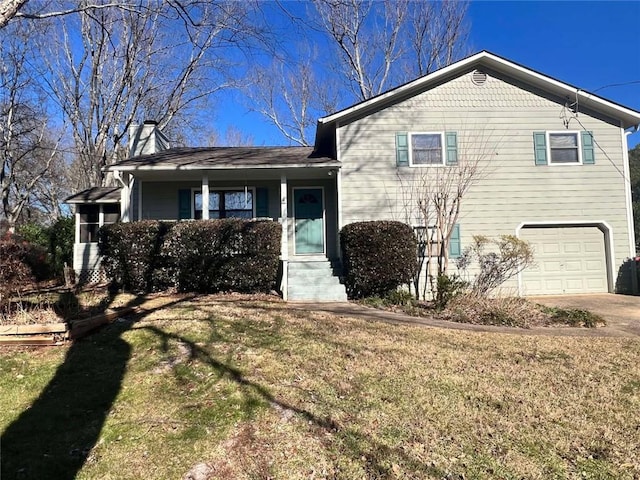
top-left (216, 0), bottom-right (640, 148)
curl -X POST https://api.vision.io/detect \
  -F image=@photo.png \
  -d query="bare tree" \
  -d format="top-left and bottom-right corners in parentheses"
top-left (0, 0), bottom-right (149, 29)
top-left (399, 130), bottom-right (497, 299)
top-left (207, 126), bottom-right (254, 147)
top-left (247, 0), bottom-right (468, 145)
top-left (247, 57), bottom-right (338, 146)
top-left (312, 0), bottom-right (468, 100)
top-left (0, 19), bottom-right (65, 232)
top-left (0, 0), bottom-right (27, 28)
top-left (32, 1), bottom-right (265, 189)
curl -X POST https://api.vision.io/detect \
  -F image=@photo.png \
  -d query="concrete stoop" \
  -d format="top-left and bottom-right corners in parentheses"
top-left (287, 259), bottom-right (348, 302)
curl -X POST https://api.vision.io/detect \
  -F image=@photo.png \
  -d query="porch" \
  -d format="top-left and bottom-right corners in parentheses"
top-left (101, 146), bottom-right (346, 300)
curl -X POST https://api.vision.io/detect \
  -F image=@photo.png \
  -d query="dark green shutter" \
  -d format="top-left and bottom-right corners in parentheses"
top-left (533, 132), bottom-right (547, 165)
top-left (445, 132), bottom-right (458, 165)
top-left (581, 131), bottom-right (595, 164)
top-left (396, 133), bottom-right (409, 166)
top-left (448, 224), bottom-right (461, 258)
top-left (256, 187), bottom-right (269, 218)
top-left (178, 189), bottom-right (191, 220)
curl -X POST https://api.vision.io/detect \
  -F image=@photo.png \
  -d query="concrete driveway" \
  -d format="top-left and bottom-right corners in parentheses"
top-left (528, 294), bottom-right (640, 336)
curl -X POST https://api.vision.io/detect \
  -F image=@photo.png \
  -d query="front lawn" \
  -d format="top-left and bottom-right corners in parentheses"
top-left (1, 295), bottom-right (638, 479)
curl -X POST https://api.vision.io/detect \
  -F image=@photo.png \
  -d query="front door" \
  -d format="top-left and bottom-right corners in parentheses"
top-left (294, 188), bottom-right (324, 254)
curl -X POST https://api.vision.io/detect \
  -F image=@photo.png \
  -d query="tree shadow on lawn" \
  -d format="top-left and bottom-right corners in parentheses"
top-left (0, 293), bottom-right (182, 480)
top-left (2, 295), bottom-right (450, 479)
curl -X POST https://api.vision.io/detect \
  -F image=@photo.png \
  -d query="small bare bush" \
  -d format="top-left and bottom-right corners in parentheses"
top-left (0, 236), bottom-right (35, 310)
top-left (441, 293), bottom-right (548, 328)
top-left (456, 235), bottom-right (534, 296)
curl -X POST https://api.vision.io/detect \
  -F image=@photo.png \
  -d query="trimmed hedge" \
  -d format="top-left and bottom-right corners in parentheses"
top-left (99, 219), bottom-right (281, 294)
top-left (340, 221), bottom-right (417, 299)
top-left (164, 219), bottom-right (281, 293)
top-left (99, 221), bottom-right (172, 293)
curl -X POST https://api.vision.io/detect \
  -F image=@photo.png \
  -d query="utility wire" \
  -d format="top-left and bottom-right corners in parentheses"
top-left (573, 115), bottom-right (629, 182)
top-left (591, 80), bottom-right (640, 93)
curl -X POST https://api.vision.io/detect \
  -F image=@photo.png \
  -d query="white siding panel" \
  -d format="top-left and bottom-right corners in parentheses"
top-left (338, 69), bottom-right (633, 292)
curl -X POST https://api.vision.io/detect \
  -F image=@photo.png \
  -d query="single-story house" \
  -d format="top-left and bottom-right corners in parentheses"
top-left (66, 51), bottom-right (640, 299)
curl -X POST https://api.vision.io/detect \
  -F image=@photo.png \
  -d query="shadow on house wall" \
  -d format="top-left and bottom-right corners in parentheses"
top-left (615, 257), bottom-right (639, 295)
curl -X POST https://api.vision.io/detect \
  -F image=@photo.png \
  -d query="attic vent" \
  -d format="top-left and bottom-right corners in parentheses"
top-left (471, 69), bottom-right (487, 86)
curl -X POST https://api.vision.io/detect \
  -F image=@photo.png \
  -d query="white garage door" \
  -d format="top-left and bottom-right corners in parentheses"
top-left (520, 226), bottom-right (608, 295)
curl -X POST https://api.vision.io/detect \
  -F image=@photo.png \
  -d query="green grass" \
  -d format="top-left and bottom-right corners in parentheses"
top-left (1, 295), bottom-right (638, 479)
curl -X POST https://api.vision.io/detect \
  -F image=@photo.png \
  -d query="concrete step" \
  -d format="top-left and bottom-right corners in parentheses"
top-left (287, 285), bottom-right (348, 302)
top-left (287, 259), bottom-right (347, 302)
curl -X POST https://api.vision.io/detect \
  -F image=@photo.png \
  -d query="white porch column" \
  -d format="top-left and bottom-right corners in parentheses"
top-left (202, 175), bottom-right (209, 219)
top-left (280, 175), bottom-right (288, 300)
top-left (119, 171), bottom-right (131, 222)
top-left (336, 168), bottom-right (343, 259)
top-left (280, 175), bottom-right (288, 260)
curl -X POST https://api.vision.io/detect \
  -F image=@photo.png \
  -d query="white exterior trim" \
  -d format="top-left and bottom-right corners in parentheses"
top-left (515, 221), bottom-right (615, 295)
top-left (545, 131), bottom-right (583, 166)
top-left (74, 208), bottom-right (80, 244)
top-left (280, 175), bottom-right (288, 261)
top-left (280, 175), bottom-right (288, 299)
top-left (622, 128), bottom-right (637, 257)
top-left (318, 51), bottom-right (640, 128)
top-left (107, 163), bottom-right (339, 172)
top-left (202, 176), bottom-right (209, 220)
top-left (137, 180), bottom-right (143, 221)
top-left (336, 122), bottom-right (343, 259)
top-left (292, 186), bottom-right (326, 256)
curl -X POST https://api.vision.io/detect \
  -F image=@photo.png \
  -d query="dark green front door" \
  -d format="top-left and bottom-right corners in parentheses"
top-left (294, 188), bottom-right (324, 254)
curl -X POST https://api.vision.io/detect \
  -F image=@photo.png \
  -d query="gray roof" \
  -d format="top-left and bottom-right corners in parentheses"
top-left (65, 187), bottom-right (121, 204)
top-left (106, 146), bottom-right (339, 171)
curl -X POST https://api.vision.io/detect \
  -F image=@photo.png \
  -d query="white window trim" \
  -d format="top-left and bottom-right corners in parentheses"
top-left (546, 131), bottom-right (582, 166)
top-left (191, 186), bottom-right (256, 219)
top-left (408, 132), bottom-right (446, 167)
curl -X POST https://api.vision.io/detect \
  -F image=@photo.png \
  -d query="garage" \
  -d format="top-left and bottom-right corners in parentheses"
top-left (520, 226), bottom-right (608, 295)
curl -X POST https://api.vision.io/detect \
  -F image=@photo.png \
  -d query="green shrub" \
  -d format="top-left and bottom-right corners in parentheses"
top-left (340, 221), bottom-right (417, 299)
top-left (99, 221), bottom-right (173, 293)
top-left (15, 219), bottom-right (74, 280)
top-left (162, 219), bottom-right (281, 293)
top-left (434, 273), bottom-right (468, 310)
top-left (49, 217), bottom-right (75, 276)
top-left (99, 219), bottom-right (281, 294)
top-left (17, 222), bottom-right (49, 249)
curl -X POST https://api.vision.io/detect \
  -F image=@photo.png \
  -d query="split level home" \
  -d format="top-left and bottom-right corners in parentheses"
top-left (65, 51), bottom-right (640, 300)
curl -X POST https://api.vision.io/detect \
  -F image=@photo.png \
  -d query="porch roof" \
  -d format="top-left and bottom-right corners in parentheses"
top-left (65, 186), bottom-right (121, 204)
top-left (105, 146), bottom-right (339, 172)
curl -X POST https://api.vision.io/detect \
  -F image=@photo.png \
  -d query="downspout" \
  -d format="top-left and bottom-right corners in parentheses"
top-left (622, 125), bottom-right (638, 258)
top-left (623, 125), bottom-right (639, 294)
top-left (113, 170), bottom-right (130, 222)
